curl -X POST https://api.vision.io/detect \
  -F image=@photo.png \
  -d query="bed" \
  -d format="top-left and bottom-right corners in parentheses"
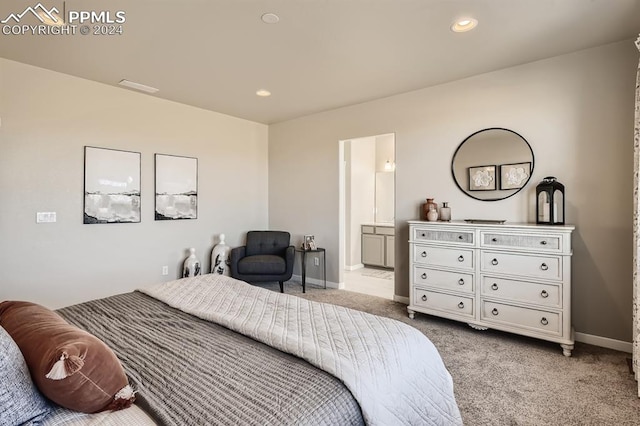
top-left (1, 274), bottom-right (462, 425)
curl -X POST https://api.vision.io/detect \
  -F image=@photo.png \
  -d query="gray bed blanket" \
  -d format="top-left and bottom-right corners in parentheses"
top-left (57, 291), bottom-right (364, 426)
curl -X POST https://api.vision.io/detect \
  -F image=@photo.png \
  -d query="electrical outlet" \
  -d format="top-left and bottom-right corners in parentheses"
top-left (36, 212), bottom-right (57, 223)
top-left (314, 257), bottom-right (319, 266)
top-left (162, 266), bottom-right (169, 275)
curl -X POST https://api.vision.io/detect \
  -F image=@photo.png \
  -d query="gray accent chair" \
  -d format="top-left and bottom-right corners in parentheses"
top-left (230, 231), bottom-right (295, 293)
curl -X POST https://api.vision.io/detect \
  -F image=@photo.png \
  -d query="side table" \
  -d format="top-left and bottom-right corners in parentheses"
top-left (295, 248), bottom-right (326, 293)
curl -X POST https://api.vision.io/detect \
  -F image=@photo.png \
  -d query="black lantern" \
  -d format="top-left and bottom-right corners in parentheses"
top-left (536, 177), bottom-right (565, 225)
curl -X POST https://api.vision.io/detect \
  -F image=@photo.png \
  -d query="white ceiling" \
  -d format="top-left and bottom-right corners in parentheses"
top-left (1, 0), bottom-right (639, 124)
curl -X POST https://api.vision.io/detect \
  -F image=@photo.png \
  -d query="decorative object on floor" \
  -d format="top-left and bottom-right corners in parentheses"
top-left (183, 248), bottom-right (201, 277)
top-left (452, 128), bottom-right (534, 201)
top-left (536, 176), bottom-right (565, 225)
top-left (422, 198), bottom-right (438, 220)
top-left (155, 154), bottom-right (197, 220)
top-left (439, 202), bottom-right (451, 222)
top-left (468, 165), bottom-right (497, 191)
top-left (210, 234), bottom-right (231, 276)
top-left (83, 146), bottom-right (141, 224)
top-left (303, 234), bottom-right (316, 250)
top-left (500, 162), bottom-right (531, 190)
top-left (230, 231), bottom-right (295, 293)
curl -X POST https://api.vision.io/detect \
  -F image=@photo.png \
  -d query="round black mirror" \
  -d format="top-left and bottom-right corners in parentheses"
top-left (451, 128), bottom-right (534, 201)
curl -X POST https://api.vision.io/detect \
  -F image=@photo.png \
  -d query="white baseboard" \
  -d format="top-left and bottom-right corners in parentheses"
top-left (575, 332), bottom-right (632, 353)
top-left (393, 295), bottom-right (409, 304)
top-left (345, 264), bottom-right (364, 271)
top-left (291, 274), bottom-right (342, 289)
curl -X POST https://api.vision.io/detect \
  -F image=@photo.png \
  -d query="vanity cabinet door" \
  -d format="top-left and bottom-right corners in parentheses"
top-left (362, 233), bottom-right (385, 266)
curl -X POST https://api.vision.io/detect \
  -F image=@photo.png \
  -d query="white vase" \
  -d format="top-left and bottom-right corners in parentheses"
top-left (439, 202), bottom-right (451, 222)
top-left (211, 234), bottom-right (231, 276)
top-left (183, 248), bottom-right (201, 278)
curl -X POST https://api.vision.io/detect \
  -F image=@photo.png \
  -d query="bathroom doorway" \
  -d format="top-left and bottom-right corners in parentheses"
top-left (338, 133), bottom-right (395, 300)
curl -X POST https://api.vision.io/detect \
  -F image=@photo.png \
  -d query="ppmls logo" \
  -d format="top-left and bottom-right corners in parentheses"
top-left (2, 2), bottom-right (126, 36)
top-left (1, 3), bottom-right (62, 25)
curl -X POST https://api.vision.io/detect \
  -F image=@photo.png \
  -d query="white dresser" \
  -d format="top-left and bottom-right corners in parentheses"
top-left (408, 220), bottom-right (575, 356)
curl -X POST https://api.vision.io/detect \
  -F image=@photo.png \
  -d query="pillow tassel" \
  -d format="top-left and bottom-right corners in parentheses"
top-left (106, 384), bottom-right (136, 411)
top-left (45, 352), bottom-right (85, 380)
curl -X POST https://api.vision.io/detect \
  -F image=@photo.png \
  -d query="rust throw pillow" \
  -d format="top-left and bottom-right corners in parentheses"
top-left (0, 301), bottom-right (135, 413)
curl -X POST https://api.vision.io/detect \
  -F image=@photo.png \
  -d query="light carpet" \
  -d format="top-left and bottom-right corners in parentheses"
top-left (253, 280), bottom-right (640, 426)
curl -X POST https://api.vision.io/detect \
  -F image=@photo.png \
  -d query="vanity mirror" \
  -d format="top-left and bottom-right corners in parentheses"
top-left (451, 128), bottom-right (534, 201)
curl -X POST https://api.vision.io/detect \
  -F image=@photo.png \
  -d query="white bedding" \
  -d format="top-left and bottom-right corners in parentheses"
top-left (140, 275), bottom-right (462, 425)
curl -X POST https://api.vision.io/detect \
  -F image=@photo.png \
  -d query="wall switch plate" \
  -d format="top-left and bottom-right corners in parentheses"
top-left (36, 212), bottom-right (56, 223)
top-left (314, 257), bottom-right (319, 266)
top-left (162, 266), bottom-right (169, 275)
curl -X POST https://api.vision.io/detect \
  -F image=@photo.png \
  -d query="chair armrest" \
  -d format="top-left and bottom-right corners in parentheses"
top-left (230, 246), bottom-right (247, 278)
top-left (284, 245), bottom-right (295, 277)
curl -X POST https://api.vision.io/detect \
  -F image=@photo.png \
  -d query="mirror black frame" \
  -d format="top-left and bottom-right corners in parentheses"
top-left (451, 127), bottom-right (534, 202)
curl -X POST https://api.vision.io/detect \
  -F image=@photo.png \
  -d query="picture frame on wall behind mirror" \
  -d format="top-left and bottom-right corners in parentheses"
top-left (155, 154), bottom-right (198, 220)
top-left (303, 235), bottom-right (316, 250)
top-left (500, 162), bottom-right (531, 190)
top-left (83, 146), bottom-right (141, 224)
top-left (468, 165), bottom-right (496, 191)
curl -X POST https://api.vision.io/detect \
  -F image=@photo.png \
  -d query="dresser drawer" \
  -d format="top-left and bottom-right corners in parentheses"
top-left (413, 245), bottom-right (474, 270)
top-left (481, 231), bottom-right (561, 252)
top-left (413, 266), bottom-right (474, 293)
top-left (413, 228), bottom-right (474, 245)
top-left (481, 301), bottom-right (561, 336)
top-left (481, 276), bottom-right (560, 308)
top-left (481, 251), bottom-right (562, 280)
top-left (414, 289), bottom-right (474, 317)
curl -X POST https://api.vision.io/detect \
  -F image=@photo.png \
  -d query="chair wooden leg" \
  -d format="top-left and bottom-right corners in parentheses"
top-left (279, 281), bottom-right (284, 293)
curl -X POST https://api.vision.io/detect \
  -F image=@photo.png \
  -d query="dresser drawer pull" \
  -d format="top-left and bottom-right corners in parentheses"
top-left (457, 302), bottom-right (465, 309)
top-left (541, 290), bottom-right (549, 298)
top-left (540, 263), bottom-right (549, 271)
top-left (458, 235), bottom-right (464, 240)
top-left (421, 233), bottom-right (426, 237)
top-left (491, 308), bottom-right (499, 316)
top-left (540, 317), bottom-right (549, 326)
top-left (458, 278), bottom-right (465, 285)
top-left (491, 283), bottom-right (499, 290)
top-left (421, 295), bottom-right (427, 301)
top-left (491, 258), bottom-right (499, 266)
top-left (491, 237), bottom-right (498, 242)
top-left (421, 251), bottom-right (427, 257)
top-left (540, 240), bottom-right (548, 245)
top-left (458, 255), bottom-right (464, 262)
top-left (421, 273), bottom-right (427, 279)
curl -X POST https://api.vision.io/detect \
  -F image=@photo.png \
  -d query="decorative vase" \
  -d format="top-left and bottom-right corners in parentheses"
top-left (183, 248), bottom-right (201, 278)
top-left (210, 234), bottom-right (231, 276)
top-left (422, 198), bottom-right (438, 221)
top-left (439, 202), bottom-right (451, 222)
top-left (427, 206), bottom-right (439, 222)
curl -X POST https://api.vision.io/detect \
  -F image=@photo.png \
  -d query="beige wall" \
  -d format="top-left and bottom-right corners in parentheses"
top-left (269, 40), bottom-right (637, 342)
top-left (0, 58), bottom-right (269, 309)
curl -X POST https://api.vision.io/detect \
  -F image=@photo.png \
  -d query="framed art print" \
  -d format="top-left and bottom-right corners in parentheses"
top-left (468, 165), bottom-right (496, 191)
top-left (155, 154), bottom-right (198, 220)
top-left (83, 146), bottom-right (141, 224)
top-left (500, 162), bottom-right (531, 190)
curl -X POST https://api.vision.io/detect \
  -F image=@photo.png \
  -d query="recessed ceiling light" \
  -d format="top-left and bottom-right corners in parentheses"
top-left (261, 13), bottom-right (280, 24)
top-left (118, 79), bottom-right (159, 93)
top-left (256, 89), bottom-right (271, 97)
top-left (451, 17), bottom-right (478, 33)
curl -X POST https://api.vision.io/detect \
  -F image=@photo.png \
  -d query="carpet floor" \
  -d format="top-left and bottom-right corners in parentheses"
top-left (255, 280), bottom-right (640, 425)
